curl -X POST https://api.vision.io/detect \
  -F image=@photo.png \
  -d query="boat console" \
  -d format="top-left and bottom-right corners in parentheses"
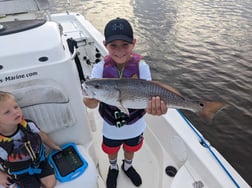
top-left (0, 14), bottom-right (102, 188)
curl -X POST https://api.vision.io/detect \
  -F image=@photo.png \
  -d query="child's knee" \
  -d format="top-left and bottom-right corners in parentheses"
top-left (40, 174), bottom-right (57, 188)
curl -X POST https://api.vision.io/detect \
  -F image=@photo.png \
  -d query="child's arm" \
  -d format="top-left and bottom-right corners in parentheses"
top-left (38, 131), bottom-right (61, 151)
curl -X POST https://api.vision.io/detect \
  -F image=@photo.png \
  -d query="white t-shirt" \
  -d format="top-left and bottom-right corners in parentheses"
top-left (0, 121), bottom-right (40, 160)
top-left (91, 60), bottom-right (151, 139)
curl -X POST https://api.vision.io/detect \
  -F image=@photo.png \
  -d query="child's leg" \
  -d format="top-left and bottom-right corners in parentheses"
top-left (122, 132), bottom-right (144, 162)
top-left (122, 133), bottom-right (143, 186)
top-left (108, 152), bottom-right (119, 170)
top-left (102, 136), bottom-right (122, 188)
top-left (38, 159), bottom-right (56, 188)
top-left (102, 136), bottom-right (122, 169)
top-left (40, 174), bottom-right (56, 188)
top-left (15, 175), bottom-right (41, 188)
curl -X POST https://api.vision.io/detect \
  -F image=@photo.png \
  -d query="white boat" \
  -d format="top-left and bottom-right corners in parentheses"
top-left (0, 0), bottom-right (250, 187)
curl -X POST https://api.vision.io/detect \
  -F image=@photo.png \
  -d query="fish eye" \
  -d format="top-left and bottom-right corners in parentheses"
top-left (94, 84), bottom-right (100, 89)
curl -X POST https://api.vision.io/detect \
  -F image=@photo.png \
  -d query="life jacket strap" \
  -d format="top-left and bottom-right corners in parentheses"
top-left (99, 102), bottom-right (146, 126)
top-left (8, 145), bottom-right (46, 178)
top-left (10, 165), bottom-right (42, 176)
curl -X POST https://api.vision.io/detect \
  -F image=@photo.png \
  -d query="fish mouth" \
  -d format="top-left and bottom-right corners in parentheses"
top-left (81, 83), bottom-right (95, 98)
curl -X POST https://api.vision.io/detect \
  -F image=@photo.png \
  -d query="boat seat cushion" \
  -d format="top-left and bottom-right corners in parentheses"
top-left (0, 79), bottom-right (76, 133)
top-left (22, 103), bottom-right (75, 133)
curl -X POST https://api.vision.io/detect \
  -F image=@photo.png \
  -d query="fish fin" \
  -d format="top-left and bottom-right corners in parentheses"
top-left (81, 83), bottom-right (94, 98)
top-left (117, 104), bottom-right (130, 115)
top-left (117, 88), bottom-right (130, 115)
top-left (150, 80), bottom-right (184, 98)
top-left (198, 101), bottom-right (226, 122)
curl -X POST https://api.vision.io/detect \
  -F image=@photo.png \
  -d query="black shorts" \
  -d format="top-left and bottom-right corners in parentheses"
top-left (15, 158), bottom-right (55, 188)
top-left (102, 133), bottom-right (144, 154)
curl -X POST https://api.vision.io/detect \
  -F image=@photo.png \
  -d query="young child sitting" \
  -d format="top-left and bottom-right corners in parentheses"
top-left (0, 91), bottom-right (61, 188)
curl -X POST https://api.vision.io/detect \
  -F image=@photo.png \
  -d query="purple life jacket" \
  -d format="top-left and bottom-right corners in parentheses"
top-left (99, 53), bottom-right (146, 127)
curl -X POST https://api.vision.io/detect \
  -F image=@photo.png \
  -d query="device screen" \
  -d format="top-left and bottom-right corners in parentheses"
top-left (52, 146), bottom-right (84, 177)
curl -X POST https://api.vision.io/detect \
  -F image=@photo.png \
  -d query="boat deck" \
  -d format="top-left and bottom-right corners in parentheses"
top-left (89, 108), bottom-right (174, 188)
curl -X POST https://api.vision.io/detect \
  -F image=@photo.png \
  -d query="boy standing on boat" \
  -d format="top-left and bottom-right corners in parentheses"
top-left (0, 91), bottom-right (61, 188)
top-left (84, 18), bottom-right (167, 188)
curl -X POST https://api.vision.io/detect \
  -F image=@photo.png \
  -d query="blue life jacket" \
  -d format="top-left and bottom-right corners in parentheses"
top-left (0, 119), bottom-right (45, 178)
top-left (99, 53), bottom-right (146, 127)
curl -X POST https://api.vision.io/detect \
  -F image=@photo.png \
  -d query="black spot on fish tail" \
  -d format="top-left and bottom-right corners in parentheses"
top-left (199, 103), bottom-right (205, 107)
top-left (198, 101), bottom-right (226, 123)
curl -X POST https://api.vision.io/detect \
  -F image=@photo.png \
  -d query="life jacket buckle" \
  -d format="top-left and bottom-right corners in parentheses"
top-left (115, 120), bottom-right (127, 128)
top-left (114, 111), bottom-right (127, 127)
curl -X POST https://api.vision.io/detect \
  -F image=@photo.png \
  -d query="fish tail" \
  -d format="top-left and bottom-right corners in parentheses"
top-left (198, 101), bottom-right (226, 122)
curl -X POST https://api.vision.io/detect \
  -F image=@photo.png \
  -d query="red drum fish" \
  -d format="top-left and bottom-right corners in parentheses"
top-left (82, 78), bottom-right (225, 121)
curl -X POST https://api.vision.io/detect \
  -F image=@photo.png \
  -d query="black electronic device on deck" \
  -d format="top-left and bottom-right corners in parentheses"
top-left (48, 143), bottom-right (88, 182)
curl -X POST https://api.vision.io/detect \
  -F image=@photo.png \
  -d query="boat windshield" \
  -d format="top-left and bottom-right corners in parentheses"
top-left (0, 0), bottom-right (49, 15)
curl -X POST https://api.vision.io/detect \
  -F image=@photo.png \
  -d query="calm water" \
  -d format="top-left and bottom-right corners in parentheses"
top-left (51, 0), bottom-right (252, 185)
